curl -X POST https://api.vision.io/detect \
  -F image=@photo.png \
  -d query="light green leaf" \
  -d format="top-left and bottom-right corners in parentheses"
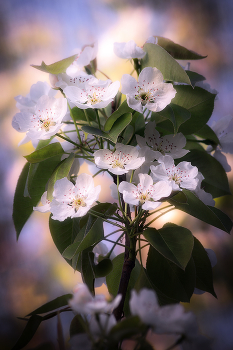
top-left (143, 224), bottom-right (194, 270)
top-left (25, 143), bottom-right (64, 163)
top-left (104, 100), bottom-right (132, 132)
top-left (47, 153), bottom-right (75, 201)
top-left (141, 43), bottom-right (191, 85)
top-left (31, 54), bottom-right (78, 74)
top-left (155, 36), bottom-right (207, 60)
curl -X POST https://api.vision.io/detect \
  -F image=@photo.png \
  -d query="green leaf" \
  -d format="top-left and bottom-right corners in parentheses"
top-left (194, 124), bottom-right (219, 145)
top-left (141, 43), bottom-right (191, 85)
top-left (47, 153), bottom-right (75, 201)
top-left (121, 125), bottom-right (134, 144)
top-left (152, 103), bottom-right (191, 134)
top-left (81, 249), bottom-right (95, 293)
top-left (25, 143), bottom-right (64, 163)
top-left (13, 155), bottom-right (62, 239)
top-left (26, 294), bottom-right (72, 316)
top-left (93, 258), bottom-right (113, 278)
top-left (106, 253), bottom-right (141, 316)
top-left (104, 100), bottom-right (132, 132)
top-left (186, 70), bottom-right (206, 86)
top-left (192, 237), bottom-right (217, 297)
top-left (171, 86), bottom-right (216, 135)
top-left (109, 316), bottom-right (145, 342)
top-left (143, 223), bottom-right (194, 270)
top-left (70, 315), bottom-right (86, 336)
top-left (169, 190), bottom-right (233, 233)
top-left (146, 246), bottom-right (196, 302)
top-left (12, 315), bottom-right (43, 350)
top-left (31, 54), bottom-right (78, 74)
top-left (82, 112), bottom-right (132, 143)
top-left (155, 36), bottom-right (207, 60)
top-left (177, 149), bottom-right (231, 197)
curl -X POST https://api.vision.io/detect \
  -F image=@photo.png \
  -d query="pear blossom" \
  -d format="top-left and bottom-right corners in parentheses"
top-left (94, 143), bottom-right (145, 175)
top-left (66, 42), bottom-right (98, 77)
top-left (145, 36), bottom-right (158, 45)
top-left (150, 155), bottom-right (198, 191)
top-left (207, 115), bottom-right (233, 171)
top-left (12, 95), bottom-right (67, 144)
top-left (89, 314), bottom-right (117, 340)
top-left (113, 40), bottom-right (146, 59)
top-left (194, 173), bottom-right (215, 206)
top-left (121, 67), bottom-right (176, 113)
top-left (52, 71), bottom-right (97, 91)
top-left (130, 289), bottom-right (195, 334)
top-left (64, 78), bottom-right (120, 109)
top-left (69, 283), bottom-right (121, 315)
top-left (136, 121), bottom-right (189, 160)
top-left (33, 191), bottom-right (51, 213)
top-left (50, 173), bottom-right (101, 221)
top-left (14, 81), bottom-right (57, 113)
top-left (118, 173), bottom-right (172, 210)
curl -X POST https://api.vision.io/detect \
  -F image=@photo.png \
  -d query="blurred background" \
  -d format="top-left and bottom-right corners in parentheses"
top-left (0, 0), bottom-right (233, 349)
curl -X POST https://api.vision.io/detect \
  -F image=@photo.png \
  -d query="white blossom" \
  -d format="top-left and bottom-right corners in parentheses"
top-left (193, 173), bottom-right (215, 206)
top-left (94, 143), bottom-right (145, 175)
top-left (64, 78), bottom-right (120, 109)
top-left (89, 314), bottom-right (116, 339)
top-left (12, 95), bottom-right (67, 144)
top-left (66, 43), bottom-right (98, 77)
top-left (207, 115), bottom-right (233, 171)
top-left (14, 81), bottom-right (57, 113)
top-left (150, 155), bottom-right (198, 191)
top-left (113, 40), bottom-right (146, 59)
top-left (53, 71), bottom-right (97, 91)
top-left (130, 289), bottom-right (195, 334)
top-left (50, 173), bottom-right (101, 221)
top-left (33, 191), bottom-right (51, 213)
top-left (136, 121), bottom-right (189, 160)
top-left (118, 173), bottom-right (172, 210)
top-left (121, 67), bottom-right (176, 113)
top-left (69, 283), bottom-right (121, 315)
top-left (145, 36), bottom-right (158, 45)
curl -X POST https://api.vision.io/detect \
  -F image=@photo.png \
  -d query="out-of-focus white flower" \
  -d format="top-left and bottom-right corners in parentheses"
top-left (33, 191), bottom-right (51, 213)
top-left (89, 314), bottom-right (117, 339)
top-left (113, 40), bottom-right (146, 59)
top-left (12, 95), bottom-right (67, 145)
top-left (130, 289), bottom-right (195, 334)
top-left (145, 36), bottom-right (158, 45)
top-left (50, 173), bottom-right (101, 221)
top-left (150, 155), bottom-right (198, 191)
top-left (69, 334), bottom-right (92, 350)
top-left (207, 115), bottom-right (233, 172)
top-left (64, 78), bottom-right (120, 109)
top-left (118, 173), bottom-right (172, 210)
top-left (121, 67), bottom-right (176, 114)
top-left (69, 283), bottom-right (121, 315)
top-left (15, 81), bottom-right (57, 113)
top-left (94, 143), bottom-right (145, 175)
top-left (66, 43), bottom-right (98, 77)
top-left (136, 121), bottom-right (189, 160)
top-left (193, 173), bottom-right (215, 206)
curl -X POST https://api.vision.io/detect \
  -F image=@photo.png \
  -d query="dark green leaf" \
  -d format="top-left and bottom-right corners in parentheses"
top-left (104, 100), bottom-right (132, 132)
top-left (93, 258), bottom-right (113, 278)
top-left (109, 316), bottom-right (145, 341)
top-left (141, 43), bottom-right (191, 85)
top-left (12, 315), bottom-right (43, 350)
top-left (177, 149), bottom-right (231, 197)
top-left (121, 125), bottom-right (134, 144)
top-left (81, 249), bottom-right (95, 293)
top-left (70, 315), bottom-right (86, 337)
top-left (31, 54), bottom-right (78, 74)
top-left (143, 223), bottom-right (194, 270)
top-left (146, 246), bottom-right (196, 302)
top-left (47, 153), bottom-right (75, 201)
top-left (25, 143), bottom-right (64, 163)
top-left (155, 36), bottom-right (207, 60)
top-left (171, 86), bottom-right (216, 135)
top-left (26, 294), bottom-right (72, 316)
top-left (186, 70), bottom-right (206, 86)
top-left (169, 190), bottom-right (233, 233)
top-left (192, 237), bottom-right (217, 297)
top-left (194, 124), bottom-right (219, 145)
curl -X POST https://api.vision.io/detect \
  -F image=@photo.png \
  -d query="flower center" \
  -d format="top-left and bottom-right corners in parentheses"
top-left (169, 173), bottom-right (181, 185)
top-left (72, 196), bottom-right (87, 212)
top-left (138, 192), bottom-right (150, 204)
top-left (136, 88), bottom-right (153, 106)
top-left (88, 92), bottom-right (101, 105)
top-left (111, 159), bottom-right (124, 168)
top-left (40, 118), bottom-right (56, 131)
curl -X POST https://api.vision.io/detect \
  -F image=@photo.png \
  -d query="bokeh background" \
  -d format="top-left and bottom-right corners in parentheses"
top-left (1, 0), bottom-right (233, 349)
